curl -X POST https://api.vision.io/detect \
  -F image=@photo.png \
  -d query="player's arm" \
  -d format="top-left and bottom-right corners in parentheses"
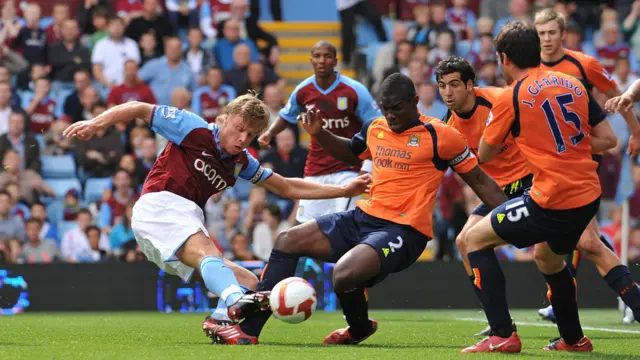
top-left (587, 91), bottom-right (618, 153)
top-left (479, 90), bottom-right (516, 163)
top-left (605, 79), bottom-right (640, 113)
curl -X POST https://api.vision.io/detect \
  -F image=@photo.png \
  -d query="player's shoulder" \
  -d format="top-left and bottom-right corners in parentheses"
top-left (564, 48), bottom-right (594, 64)
top-left (474, 86), bottom-right (505, 104)
top-left (290, 75), bottom-right (317, 97)
top-left (337, 73), bottom-right (369, 93)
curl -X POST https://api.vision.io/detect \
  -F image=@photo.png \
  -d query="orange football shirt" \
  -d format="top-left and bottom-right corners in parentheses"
top-left (540, 48), bottom-right (617, 95)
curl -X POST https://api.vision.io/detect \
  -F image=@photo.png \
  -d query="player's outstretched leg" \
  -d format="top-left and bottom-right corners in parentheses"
top-left (533, 242), bottom-right (593, 352)
top-left (324, 244), bottom-right (381, 345)
top-left (461, 216), bottom-right (521, 354)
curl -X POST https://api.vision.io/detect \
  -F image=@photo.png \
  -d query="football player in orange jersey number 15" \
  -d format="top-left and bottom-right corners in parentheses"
top-left (222, 73), bottom-right (508, 346)
top-left (461, 21), bottom-right (615, 353)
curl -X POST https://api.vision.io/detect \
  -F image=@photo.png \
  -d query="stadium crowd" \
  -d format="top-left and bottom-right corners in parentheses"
top-left (0, 0), bottom-right (639, 266)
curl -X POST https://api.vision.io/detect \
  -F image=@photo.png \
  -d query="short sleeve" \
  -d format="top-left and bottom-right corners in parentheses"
top-left (438, 125), bottom-right (478, 174)
top-left (587, 91), bottom-right (607, 127)
top-left (585, 56), bottom-right (617, 95)
top-left (150, 105), bottom-right (208, 145)
top-left (353, 82), bottom-right (382, 122)
top-left (279, 87), bottom-right (302, 123)
top-left (239, 149), bottom-right (273, 184)
top-left (349, 118), bottom-right (375, 160)
top-left (483, 88), bottom-right (516, 146)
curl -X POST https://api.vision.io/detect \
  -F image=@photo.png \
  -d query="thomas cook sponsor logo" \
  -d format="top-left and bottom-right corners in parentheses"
top-left (374, 146), bottom-right (412, 170)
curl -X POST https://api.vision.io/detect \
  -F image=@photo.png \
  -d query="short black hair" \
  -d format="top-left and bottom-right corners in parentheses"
top-left (311, 41), bottom-right (337, 58)
top-left (0, 190), bottom-right (9, 199)
top-left (264, 203), bottom-right (282, 220)
top-left (434, 56), bottom-right (476, 84)
top-left (380, 73), bottom-right (416, 102)
top-left (26, 218), bottom-right (42, 227)
top-left (86, 225), bottom-right (101, 235)
top-left (495, 21), bottom-right (541, 69)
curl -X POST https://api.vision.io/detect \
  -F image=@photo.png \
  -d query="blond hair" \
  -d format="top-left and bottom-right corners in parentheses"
top-left (218, 93), bottom-right (270, 133)
top-left (534, 8), bottom-right (566, 32)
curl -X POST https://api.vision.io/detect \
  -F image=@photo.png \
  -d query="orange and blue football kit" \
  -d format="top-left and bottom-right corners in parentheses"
top-left (445, 86), bottom-right (532, 217)
top-left (483, 68), bottom-right (604, 254)
top-left (315, 114), bottom-right (477, 282)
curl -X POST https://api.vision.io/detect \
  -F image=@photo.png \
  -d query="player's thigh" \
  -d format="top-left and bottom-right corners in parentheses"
top-left (333, 244), bottom-right (381, 292)
top-left (457, 213), bottom-right (484, 250)
top-left (533, 241), bottom-right (566, 275)
top-left (175, 230), bottom-right (223, 269)
top-left (546, 199), bottom-right (600, 255)
top-left (274, 218), bottom-right (341, 261)
top-left (577, 218), bottom-right (603, 254)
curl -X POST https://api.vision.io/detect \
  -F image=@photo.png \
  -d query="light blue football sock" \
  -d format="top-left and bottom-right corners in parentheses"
top-left (210, 285), bottom-right (252, 320)
top-left (199, 256), bottom-right (243, 307)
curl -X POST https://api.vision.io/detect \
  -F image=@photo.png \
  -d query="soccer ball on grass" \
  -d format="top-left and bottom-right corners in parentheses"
top-left (270, 277), bottom-right (317, 324)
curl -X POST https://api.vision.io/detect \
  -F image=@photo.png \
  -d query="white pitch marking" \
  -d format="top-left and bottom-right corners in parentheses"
top-left (456, 317), bottom-right (640, 335)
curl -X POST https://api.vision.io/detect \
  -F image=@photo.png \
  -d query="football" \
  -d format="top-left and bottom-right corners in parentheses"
top-left (270, 277), bottom-right (317, 324)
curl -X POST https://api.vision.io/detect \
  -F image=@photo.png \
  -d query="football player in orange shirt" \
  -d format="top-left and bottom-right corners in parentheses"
top-left (461, 21), bottom-right (620, 353)
top-left (534, 9), bottom-right (640, 322)
top-left (213, 73), bottom-right (508, 345)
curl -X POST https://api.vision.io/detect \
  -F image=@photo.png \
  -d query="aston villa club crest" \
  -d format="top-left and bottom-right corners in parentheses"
top-left (407, 134), bottom-right (421, 147)
top-left (337, 97), bottom-right (348, 110)
top-left (234, 163), bottom-right (243, 178)
top-left (219, 97), bottom-right (227, 106)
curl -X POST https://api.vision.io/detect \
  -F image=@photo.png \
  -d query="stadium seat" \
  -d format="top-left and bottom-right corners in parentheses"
top-left (84, 177), bottom-right (112, 203)
top-left (46, 199), bottom-right (64, 225)
top-left (57, 220), bottom-right (77, 242)
top-left (46, 178), bottom-right (82, 199)
top-left (41, 155), bottom-right (76, 179)
top-left (233, 179), bottom-right (253, 201)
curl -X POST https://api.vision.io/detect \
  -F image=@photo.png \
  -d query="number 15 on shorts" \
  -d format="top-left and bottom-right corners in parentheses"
top-left (497, 199), bottom-right (530, 223)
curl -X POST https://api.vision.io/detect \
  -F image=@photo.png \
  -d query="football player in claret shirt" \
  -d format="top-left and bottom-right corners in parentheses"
top-left (216, 73), bottom-right (507, 345)
top-left (259, 41), bottom-right (380, 224)
top-left (460, 21), bottom-right (626, 353)
top-left (535, 8), bottom-right (640, 323)
top-left (191, 66), bottom-right (236, 123)
top-left (64, 94), bottom-right (370, 343)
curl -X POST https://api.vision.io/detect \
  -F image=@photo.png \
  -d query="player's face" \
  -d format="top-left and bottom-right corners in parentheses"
top-left (437, 73), bottom-right (473, 112)
top-left (219, 114), bottom-right (261, 155)
top-left (536, 21), bottom-right (564, 56)
top-left (310, 46), bottom-right (337, 78)
top-left (379, 95), bottom-right (419, 133)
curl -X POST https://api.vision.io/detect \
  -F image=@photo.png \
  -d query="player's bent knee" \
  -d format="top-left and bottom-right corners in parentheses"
top-left (456, 233), bottom-right (467, 254)
top-left (577, 233), bottom-right (604, 258)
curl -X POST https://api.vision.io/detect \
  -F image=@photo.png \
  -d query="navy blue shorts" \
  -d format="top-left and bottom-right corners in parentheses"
top-left (316, 208), bottom-right (429, 286)
top-left (472, 174), bottom-right (534, 217)
top-left (491, 190), bottom-right (600, 255)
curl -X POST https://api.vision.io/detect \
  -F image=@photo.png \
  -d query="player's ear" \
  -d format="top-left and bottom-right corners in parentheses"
top-left (411, 95), bottom-right (419, 106)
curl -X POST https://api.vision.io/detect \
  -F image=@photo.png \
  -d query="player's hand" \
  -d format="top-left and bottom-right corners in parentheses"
top-left (63, 119), bottom-right (101, 141)
top-left (629, 134), bottom-right (640, 156)
top-left (300, 108), bottom-right (324, 136)
top-left (342, 173), bottom-right (372, 198)
top-left (605, 93), bottom-right (635, 114)
top-left (258, 130), bottom-right (272, 149)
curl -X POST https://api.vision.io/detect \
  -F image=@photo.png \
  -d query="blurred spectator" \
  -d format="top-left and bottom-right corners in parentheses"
top-left (109, 202), bottom-right (135, 252)
top-left (11, 4), bottom-right (47, 65)
top-left (382, 40), bottom-right (413, 80)
top-left (216, 199), bottom-right (242, 252)
top-left (418, 82), bottom-right (447, 119)
top-left (46, 4), bottom-right (71, 44)
top-left (75, 120), bottom-right (123, 178)
top-left (116, 0), bottom-right (145, 24)
top-left (100, 169), bottom-right (138, 228)
top-left (249, 0), bottom-right (282, 21)
top-left (408, 5), bottom-right (430, 45)
top-left (446, 0), bottom-right (477, 43)
top-left (139, 36), bottom-right (194, 106)
top-left (493, 0), bottom-right (530, 36)
top-left (171, 87), bottom-right (192, 110)
top-left (135, 137), bottom-right (156, 186)
top-left (192, 66), bottom-right (236, 123)
top-left (61, 208), bottom-right (110, 262)
top-left (622, 0), bottom-right (640, 61)
top-left (128, 126), bottom-right (152, 156)
top-left (79, 86), bottom-right (102, 122)
top-left (564, 24), bottom-right (583, 52)
top-left (594, 7), bottom-right (618, 49)
top-left (239, 62), bottom-right (269, 98)
top-left (18, 218), bottom-right (60, 263)
top-left (6, 181), bottom-right (29, 220)
top-left (0, 1), bottom-right (22, 44)
top-left (214, 19), bottom-right (259, 72)
top-left (16, 59), bottom-right (48, 92)
top-left (252, 203), bottom-right (287, 261)
top-left (428, 29), bottom-right (456, 67)
top-left (48, 19), bottom-right (91, 92)
top-left (260, 127), bottom-right (306, 179)
top-left (126, 0), bottom-right (174, 51)
top-left (337, 0), bottom-right (386, 66)
top-left (470, 33), bottom-right (495, 69)
top-left (92, 16), bottom-right (141, 89)
top-left (86, 6), bottom-right (110, 49)
top-left (121, 239), bottom-right (146, 262)
top-left (107, 60), bottom-right (156, 106)
top-left (139, 32), bottom-right (162, 67)
top-left (477, 57), bottom-right (503, 87)
top-left (200, 0), bottom-right (232, 39)
top-left (184, 28), bottom-right (215, 85)
top-left (40, 119), bottom-right (73, 155)
top-left (77, 0), bottom-right (111, 35)
top-left (63, 189), bottom-right (81, 221)
top-left (263, 83), bottom-right (283, 124)
top-left (0, 190), bottom-right (24, 242)
top-left (597, 21), bottom-right (632, 74)
top-left (0, 82), bottom-right (15, 135)
top-left (166, 0), bottom-right (198, 31)
top-left (408, 59), bottom-right (427, 89)
top-left (204, 191), bottom-right (233, 235)
top-left (612, 55), bottom-right (639, 93)
top-left (0, 111), bottom-right (41, 172)
top-left (29, 202), bottom-right (57, 242)
top-left (0, 150), bottom-right (54, 203)
top-left (224, 44), bottom-right (279, 95)
top-left (229, 231), bottom-right (258, 260)
top-left (242, 186), bottom-right (266, 235)
top-left (118, 154), bottom-right (140, 188)
top-left (63, 69), bottom-right (92, 121)
top-left (0, 67), bottom-right (20, 108)
top-left (373, 22), bottom-right (408, 94)
top-left (0, 45), bottom-right (28, 75)
top-left (77, 225), bottom-right (109, 262)
top-left (22, 77), bottom-right (58, 133)
top-left (426, 0), bottom-right (453, 49)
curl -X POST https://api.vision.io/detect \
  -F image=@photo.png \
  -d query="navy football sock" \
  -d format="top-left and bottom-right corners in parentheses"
top-left (543, 266), bottom-right (583, 345)
top-left (337, 286), bottom-right (372, 339)
top-left (566, 249), bottom-right (580, 277)
top-left (469, 275), bottom-right (483, 308)
top-left (240, 249), bottom-right (299, 337)
top-left (604, 265), bottom-right (640, 321)
top-left (467, 248), bottom-right (513, 338)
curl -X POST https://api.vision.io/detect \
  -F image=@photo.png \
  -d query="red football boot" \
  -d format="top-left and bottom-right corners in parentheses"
top-left (461, 332), bottom-right (522, 353)
top-left (543, 336), bottom-right (593, 352)
top-left (323, 319), bottom-right (378, 345)
top-left (227, 291), bottom-right (271, 322)
top-left (206, 323), bottom-right (259, 345)
top-left (202, 316), bottom-right (233, 341)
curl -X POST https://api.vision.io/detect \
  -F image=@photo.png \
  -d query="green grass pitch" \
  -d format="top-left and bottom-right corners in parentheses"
top-left (2, 309), bottom-right (639, 359)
